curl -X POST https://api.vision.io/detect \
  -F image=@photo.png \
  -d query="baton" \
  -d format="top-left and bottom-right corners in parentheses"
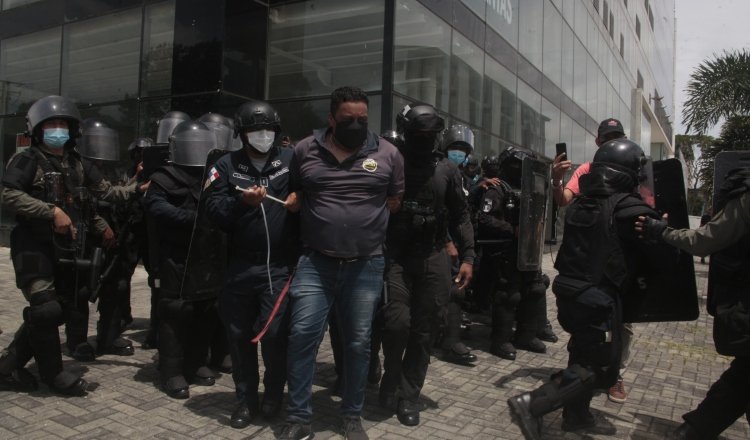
top-left (235, 186), bottom-right (286, 206)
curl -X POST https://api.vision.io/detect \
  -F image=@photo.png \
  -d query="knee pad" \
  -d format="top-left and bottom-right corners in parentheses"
top-left (24, 294), bottom-right (63, 327)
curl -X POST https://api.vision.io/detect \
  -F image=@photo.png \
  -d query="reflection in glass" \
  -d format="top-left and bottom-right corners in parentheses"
top-left (483, 56), bottom-right (516, 142)
top-left (486, 0), bottom-right (518, 48)
top-left (542, 2), bottom-right (562, 87)
top-left (79, 101), bottom-right (139, 167)
top-left (62, 8), bottom-right (141, 104)
top-left (518, 0), bottom-right (543, 69)
top-left (517, 80), bottom-right (544, 152)
top-left (450, 32), bottom-right (483, 126)
top-left (541, 97), bottom-right (560, 159)
top-left (141, 1), bottom-right (175, 97)
top-left (267, 0), bottom-right (384, 99)
top-left (0, 27), bottom-right (61, 114)
top-left (2, 0), bottom-right (41, 11)
top-left (460, 0), bottom-right (485, 19)
top-left (394, 0), bottom-right (450, 110)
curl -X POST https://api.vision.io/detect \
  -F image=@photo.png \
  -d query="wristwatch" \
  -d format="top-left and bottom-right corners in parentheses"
top-left (552, 179), bottom-right (563, 188)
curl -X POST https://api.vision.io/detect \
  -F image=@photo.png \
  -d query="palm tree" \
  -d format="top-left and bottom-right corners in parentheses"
top-left (682, 49), bottom-right (750, 135)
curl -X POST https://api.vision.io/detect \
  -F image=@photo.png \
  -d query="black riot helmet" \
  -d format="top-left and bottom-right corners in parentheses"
top-left (497, 146), bottom-right (537, 189)
top-left (26, 95), bottom-right (81, 146)
top-left (78, 118), bottom-right (120, 161)
top-left (441, 123), bottom-right (474, 154)
top-left (156, 111), bottom-right (190, 144)
top-left (169, 120), bottom-right (216, 167)
top-left (380, 129), bottom-right (404, 150)
top-left (198, 112), bottom-right (234, 151)
top-left (397, 103), bottom-right (445, 156)
top-left (234, 100), bottom-right (281, 139)
top-left (128, 137), bottom-right (153, 153)
top-left (592, 138), bottom-right (646, 187)
top-left (481, 156), bottom-right (501, 179)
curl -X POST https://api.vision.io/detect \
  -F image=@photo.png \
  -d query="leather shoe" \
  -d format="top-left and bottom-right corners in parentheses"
top-left (490, 342), bottom-right (516, 360)
top-left (230, 402), bottom-right (256, 429)
top-left (396, 398), bottom-right (420, 426)
top-left (99, 338), bottom-right (135, 356)
top-left (52, 378), bottom-right (88, 397)
top-left (70, 342), bottom-right (96, 362)
top-left (668, 423), bottom-right (703, 440)
top-left (508, 392), bottom-right (542, 440)
top-left (443, 343), bottom-right (477, 365)
top-left (163, 376), bottom-right (189, 399)
top-left (514, 338), bottom-right (547, 354)
top-left (537, 321), bottom-right (558, 343)
top-left (189, 366), bottom-right (215, 386)
top-left (261, 394), bottom-right (282, 418)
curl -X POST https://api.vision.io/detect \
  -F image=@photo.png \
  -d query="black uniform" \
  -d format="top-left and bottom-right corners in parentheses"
top-left (205, 146), bottom-right (298, 414)
top-left (477, 184), bottom-right (547, 358)
top-left (381, 154), bottom-right (475, 407)
top-left (144, 164), bottom-right (219, 396)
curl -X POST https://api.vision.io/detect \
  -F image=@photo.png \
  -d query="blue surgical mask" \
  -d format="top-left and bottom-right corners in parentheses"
top-left (43, 128), bottom-right (70, 149)
top-left (447, 150), bottom-right (467, 166)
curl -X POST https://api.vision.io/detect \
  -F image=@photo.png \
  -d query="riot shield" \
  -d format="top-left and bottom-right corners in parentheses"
top-left (622, 158), bottom-right (698, 323)
top-left (141, 144), bottom-right (170, 180)
top-left (517, 156), bottom-right (551, 271)
top-left (180, 148), bottom-right (229, 301)
top-left (638, 157), bottom-right (656, 208)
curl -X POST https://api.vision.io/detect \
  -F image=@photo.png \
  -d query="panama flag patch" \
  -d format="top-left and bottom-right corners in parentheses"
top-left (204, 166), bottom-right (220, 190)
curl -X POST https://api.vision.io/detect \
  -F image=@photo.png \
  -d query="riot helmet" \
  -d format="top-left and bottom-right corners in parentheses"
top-left (198, 112), bottom-right (234, 151)
top-left (128, 137), bottom-right (153, 153)
top-left (481, 156), bottom-right (501, 179)
top-left (156, 111), bottom-right (190, 144)
top-left (463, 155), bottom-right (480, 178)
top-left (442, 123), bottom-right (474, 166)
top-left (78, 119), bottom-right (120, 161)
top-left (26, 95), bottom-right (81, 148)
top-left (380, 129), bottom-right (404, 150)
top-left (234, 100), bottom-right (281, 154)
top-left (397, 102), bottom-right (445, 155)
top-left (497, 146), bottom-right (537, 189)
top-left (592, 138), bottom-right (646, 187)
top-left (169, 120), bottom-right (216, 167)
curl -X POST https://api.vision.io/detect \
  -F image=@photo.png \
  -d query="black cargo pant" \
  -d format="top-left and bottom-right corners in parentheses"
top-left (381, 249), bottom-right (451, 401)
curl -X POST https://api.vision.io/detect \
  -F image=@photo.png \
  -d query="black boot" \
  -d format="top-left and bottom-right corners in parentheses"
top-left (396, 398), bottom-right (420, 426)
top-left (508, 392), bottom-right (542, 440)
top-left (537, 320), bottom-right (558, 343)
top-left (443, 342), bottom-right (478, 365)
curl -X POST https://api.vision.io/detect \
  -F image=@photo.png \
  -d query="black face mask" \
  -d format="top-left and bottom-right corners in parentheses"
top-left (334, 119), bottom-right (368, 150)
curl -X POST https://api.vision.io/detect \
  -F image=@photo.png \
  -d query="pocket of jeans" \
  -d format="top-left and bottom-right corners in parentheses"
top-left (367, 255), bottom-right (386, 274)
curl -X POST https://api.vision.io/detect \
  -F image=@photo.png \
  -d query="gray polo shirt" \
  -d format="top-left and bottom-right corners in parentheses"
top-left (290, 127), bottom-right (404, 258)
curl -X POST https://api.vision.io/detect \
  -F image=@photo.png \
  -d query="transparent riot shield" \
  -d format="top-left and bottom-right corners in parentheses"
top-left (517, 156), bottom-right (551, 271)
top-left (180, 148), bottom-right (229, 301)
top-left (622, 158), bottom-right (698, 323)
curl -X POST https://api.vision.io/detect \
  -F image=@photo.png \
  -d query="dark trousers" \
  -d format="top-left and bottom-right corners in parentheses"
top-left (381, 249), bottom-right (451, 401)
top-left (683, 356), bottom-right (750, 438)
top-left (218, 262), bottom-right (290, 406)
top-left (158, 297), bottom-right (216, 382)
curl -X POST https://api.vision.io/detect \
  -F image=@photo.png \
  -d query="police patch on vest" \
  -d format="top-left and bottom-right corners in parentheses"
top-left (272, 160), bottom-right (282, 168)
top-left (362, 158), bottom-right (378, 172)
top-left (482, 199), bottom-right (493, 212)
top-left (238, 163), bottom-right (248, 172)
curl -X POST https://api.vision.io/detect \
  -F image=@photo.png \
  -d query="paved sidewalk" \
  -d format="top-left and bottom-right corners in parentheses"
top-left (0, 246), bottom-right (747, 439)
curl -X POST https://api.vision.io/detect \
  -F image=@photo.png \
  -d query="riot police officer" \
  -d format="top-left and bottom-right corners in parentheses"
top-left (380, 103), bottom-right (475, 426)
top-left (637, 166), bottom-right (750, 439)
top-left (0, 95), bottom-right (117, 395)
top-left (477, 149), bottom-right (548, 361)
top-left (508, 139), bottom-right (678, 439)
top-left (205, 100), bottom-right (298, 428)
top-left (143, 119), bottom-right (220, 399)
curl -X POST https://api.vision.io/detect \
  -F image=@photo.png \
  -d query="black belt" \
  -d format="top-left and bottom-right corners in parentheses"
top-left (309, 249), bottom-right (374, 263)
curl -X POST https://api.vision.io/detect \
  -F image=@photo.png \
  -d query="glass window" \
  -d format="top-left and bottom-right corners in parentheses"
top-left (571, 121), bottom-right (586, 163)
top-left (541, 97), bottom-right (561, 159)
top-left (560, 112), bottom-right (573, 161)
top-left (0, 27), bottom-right (61, 114)
top-left (573, 37), bottom-right (586, 108)
top-left (517, 80), bottom-right (542, 152)
top-left (2, 0), bottom-right (41, 10)
top-left (267, 0), bottom-right (384, 99)
top-left (80, 100), bottom-right (138, 165)
top-left (393, 0), bottom-right (450, 109)
top-left (483, 55), bottom-right (516, 142)
top-left (449, 32), bottom-right (483, 126)
top-left (141, 0), bottom-right (175, 97)
top-left (460, 0), bottom-right (485, 19)
top-left (518, 0), bottom-right (543, 69)
top-left (586, 56), bottom-right (597, 117)
top-left (61, 8), bottom-right (141, 104)
top-left (560, 24), bottom-right (574, 98)
top-left (542, 2), bottom-right (563, 88)
top-left (573, 0), bottom-right (588, 42)
top-left (138, 98), bottom-right (172, 140)
top-left (486, 0), bottom-right (518, 48)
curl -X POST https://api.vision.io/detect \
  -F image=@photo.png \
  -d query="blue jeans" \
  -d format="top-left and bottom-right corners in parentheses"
top-left (286, 251), bottom-right (384, 423)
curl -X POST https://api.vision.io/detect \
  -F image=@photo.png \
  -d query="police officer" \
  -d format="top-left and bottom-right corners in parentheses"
top-left (476, 149), bottom-right (547, 361)
top-left (0, 95), bottom-right (121, 395)
top-left (508, 139), bottom-right (678, 439)
top-left (439, 123), bottom-right (478, 365)
top-left (637, 166), bottom-right (750, 440)
top-left (380, 103), bottom-right (475, 426)
top-left (205, 100), bottom-right (298, 428)
top-left (143, 119), bottom-right (219, 399)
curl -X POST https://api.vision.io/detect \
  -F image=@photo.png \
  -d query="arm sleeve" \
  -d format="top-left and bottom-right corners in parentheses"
top-left (88, 177), bottom-right (137, 203)
top-left (446, 167), bottom-right (475, 263)
top-left (615, 197), bottom-right (680, 266)
top-left (204, 158), bottom-right (252, 231)
top-left (477, 189), bottom-right (515, 239)
top-left (662, 192), bottom-right (750, 257)
top-left (388, 148), bottom-right (405, 197)
top-left (143, 183), bottom-right (195, 226)
top-left (564, 162), bottom-right (590, 196)
top-left (1, 187), bottom-right (55, 220)
top-left (92, 215), bottom-right (109, 234)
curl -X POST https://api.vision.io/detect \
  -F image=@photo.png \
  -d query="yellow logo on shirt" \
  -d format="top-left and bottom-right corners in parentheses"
top-left (362, 158), bottom-right (378, 172)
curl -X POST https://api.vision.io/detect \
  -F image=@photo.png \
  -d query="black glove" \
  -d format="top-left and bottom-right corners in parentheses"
top-left (641, 217), bottom-right (668, 243)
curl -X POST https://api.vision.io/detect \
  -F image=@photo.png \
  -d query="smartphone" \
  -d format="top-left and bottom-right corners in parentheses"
top-left (555, 142), bottom-right (567, 158)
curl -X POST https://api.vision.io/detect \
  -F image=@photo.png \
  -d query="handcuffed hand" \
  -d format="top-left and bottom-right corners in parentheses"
top-left (284, 191), bottom-right (301, 212)
top-left (240, 185), bottom-right (267, 206)
top-left (635, 215), bottom-right (668, 242)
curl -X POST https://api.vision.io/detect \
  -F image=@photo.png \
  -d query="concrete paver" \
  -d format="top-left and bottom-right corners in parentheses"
top-left (0, 246), bottom-right (747, 439)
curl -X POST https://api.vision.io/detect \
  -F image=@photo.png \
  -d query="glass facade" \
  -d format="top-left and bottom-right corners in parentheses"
top-left (0, 0), bottom-right (676, 240)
